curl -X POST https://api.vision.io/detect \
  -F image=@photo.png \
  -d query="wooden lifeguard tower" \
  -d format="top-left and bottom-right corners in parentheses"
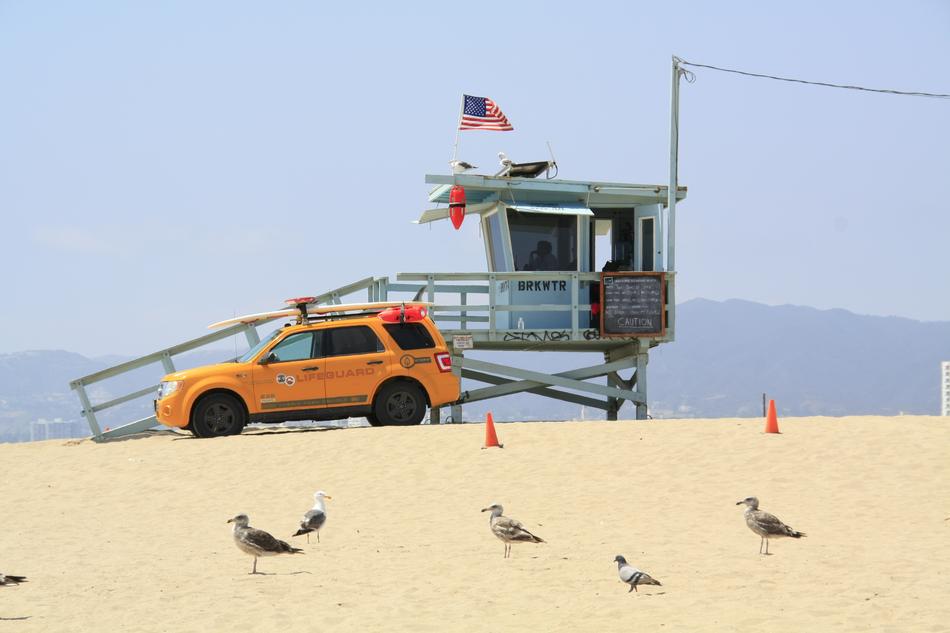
top-left (397, 169), bottom-right (685, 423)
top-left (69, 59), bottom-right (690, 439)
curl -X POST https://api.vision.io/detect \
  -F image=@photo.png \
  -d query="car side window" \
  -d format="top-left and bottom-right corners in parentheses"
top-left (326, 326), bottom-right (383, 357)
top-left (268, 332), bottom-right (315, 362)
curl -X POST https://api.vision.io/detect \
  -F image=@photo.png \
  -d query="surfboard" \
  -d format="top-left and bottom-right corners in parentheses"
top-left (207, 301), bottom-right (431, 330)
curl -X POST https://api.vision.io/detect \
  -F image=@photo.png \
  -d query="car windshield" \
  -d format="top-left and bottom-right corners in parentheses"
top-left (237, 329), bottom-right (283, 363)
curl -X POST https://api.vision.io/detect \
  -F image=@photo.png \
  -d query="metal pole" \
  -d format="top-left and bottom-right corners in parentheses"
top-left (451, 95), bottom-right (464, 162)
top-left (667, 56), bottom-right (682, 273)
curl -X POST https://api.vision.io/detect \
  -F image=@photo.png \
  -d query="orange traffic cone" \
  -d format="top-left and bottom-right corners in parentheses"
top-left (764, 399), bottom-right (780, 434)
top-left (483, 412), bottom-right (503, 449)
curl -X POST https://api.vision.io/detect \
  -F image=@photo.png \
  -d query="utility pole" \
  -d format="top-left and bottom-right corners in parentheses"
top-left (668, 55), bottom-right (683, 273)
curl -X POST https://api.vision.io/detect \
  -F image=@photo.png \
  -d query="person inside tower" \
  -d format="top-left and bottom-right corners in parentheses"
top-left (525, 240), bottom-right (559, 271)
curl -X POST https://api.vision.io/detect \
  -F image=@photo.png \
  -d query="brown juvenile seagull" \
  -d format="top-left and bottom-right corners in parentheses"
top-left (736, 497), bottom-right (806, 555)
top-left (0, 572), bottom-right (27, 586)
top-left (481, 503), bottom-right (545, 558)
top-left (613, 555), bottom-right (662, 593)
top-left (228, 514), bottom-right (303, 574)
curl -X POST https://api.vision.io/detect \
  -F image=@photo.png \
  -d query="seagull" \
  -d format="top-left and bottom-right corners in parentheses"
top-left (449, 159), bottom-right (477, 174)
top-left (293, 490), bottom-right (331, 544)
top-left (736, 497), bottom-right (806, 555)
top-left (0, 572), bottom-right (27, 586)
top-left (480, 503), bottom-right (545, 558)
top-left (495, 152), bottom-right (513, 177)
top-left (228, 514), bottom-right (304, 574)
top-left (613, 555), bottom-right (662, 593)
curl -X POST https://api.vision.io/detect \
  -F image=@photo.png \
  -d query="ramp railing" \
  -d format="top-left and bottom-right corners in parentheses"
top-left (70, 277), bottom-right (378, 441)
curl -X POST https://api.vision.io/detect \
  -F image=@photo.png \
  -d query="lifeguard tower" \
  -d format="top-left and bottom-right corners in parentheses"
top-left (403, 168), bottom-right (685, 423)
top-left (69, 59), bottom-right (690, 439)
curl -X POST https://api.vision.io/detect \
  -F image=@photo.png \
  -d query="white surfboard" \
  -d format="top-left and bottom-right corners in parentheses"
top-left (208, 301), bottom-right (431, 329)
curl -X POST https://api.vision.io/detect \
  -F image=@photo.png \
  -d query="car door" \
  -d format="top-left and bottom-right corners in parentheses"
top-left (250, 330), bottom-right (327, 414)
top-left (321, 324), bottom-right (390, 409)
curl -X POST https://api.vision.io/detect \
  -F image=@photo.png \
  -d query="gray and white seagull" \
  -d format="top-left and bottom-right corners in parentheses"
top-left (480, 503), bottom-right (545, 558)
top-left (293, 490), bottom-right (331, 544)
top-left (736, 496), bottom-right (806, 555)
top-left (228, 513), bottom-right (303, 574)
top-left (613, 555), bottom-right (662, 593)
top-left (0, 572), bottom-right (27, 586)
top-left (449, 159), bottom-right (477, 174)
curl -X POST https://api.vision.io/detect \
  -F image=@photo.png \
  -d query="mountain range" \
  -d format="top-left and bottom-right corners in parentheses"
top-left (1, 298), bottom-right (947, 442)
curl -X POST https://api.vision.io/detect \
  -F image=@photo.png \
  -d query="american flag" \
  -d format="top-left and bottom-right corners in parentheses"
top-left (459, 95), bottom-right (513, 131)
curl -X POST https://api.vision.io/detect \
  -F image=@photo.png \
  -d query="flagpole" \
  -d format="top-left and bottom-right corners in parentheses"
top-left (451, 94), bottom-right (464, 162)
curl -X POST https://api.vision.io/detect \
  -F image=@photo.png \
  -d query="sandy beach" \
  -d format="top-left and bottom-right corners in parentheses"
top-left (2, 416), bottom-right (949, 632)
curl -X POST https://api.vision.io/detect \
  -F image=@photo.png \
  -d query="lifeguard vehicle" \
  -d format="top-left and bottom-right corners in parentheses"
top-left (153, 301), bottom-right (459, 437)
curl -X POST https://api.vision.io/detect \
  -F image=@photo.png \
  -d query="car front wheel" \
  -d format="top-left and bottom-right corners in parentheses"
top-left (191, 393), bottom-right (247, 437)
top-left (373, 382), bottom-right (426, 426)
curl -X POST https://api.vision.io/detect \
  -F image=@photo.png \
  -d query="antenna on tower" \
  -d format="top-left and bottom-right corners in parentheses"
top-left (545, 141), bottom-right (559, 178)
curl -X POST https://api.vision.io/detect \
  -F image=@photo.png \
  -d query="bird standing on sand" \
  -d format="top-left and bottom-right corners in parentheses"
top-left (481, 503), bottom-right (545, 558)
top-left (736, 497), bottom-right (806, 555)
top-left (293, 490), bottom-right (331, 544)
top-left (0, 572), bottom-right (27, 586)
top-left (228, 514), bottom-right (304, 574)
top-left (449, 159), bottom-right (477, 174)
top-left (613, 555), bottom-right (661, 593)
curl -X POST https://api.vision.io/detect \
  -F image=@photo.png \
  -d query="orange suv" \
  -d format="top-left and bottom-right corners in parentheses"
top-left (154, 302), bottom-right (460, 437)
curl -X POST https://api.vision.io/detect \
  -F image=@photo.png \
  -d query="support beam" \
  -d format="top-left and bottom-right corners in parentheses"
top-left (636, 347), bottom-right (649, 419)
top-left (94, 415), bottom-right (160, 442)
top-left (462, 369), bottom-right (609, 410)
top-left (461, 358), bottom-right (644, 403)
top-left (605, 352), bottom-right (620, 421)
top-left (460, 356), bottom-right (637, 402)
top-left (73, 381), bottom-right (102, 437)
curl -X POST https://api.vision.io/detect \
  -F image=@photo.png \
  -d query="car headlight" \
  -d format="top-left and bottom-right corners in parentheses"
top-left (157, 380), bottom-right (183, 399)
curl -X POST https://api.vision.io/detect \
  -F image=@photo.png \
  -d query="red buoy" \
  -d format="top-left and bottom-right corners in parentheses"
top-left (449, 185), bottom-right (466, 230)
top-left (378, 304), bottom-right (428, 323)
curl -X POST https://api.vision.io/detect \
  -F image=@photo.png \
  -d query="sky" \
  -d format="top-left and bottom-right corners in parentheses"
top-left (1, 1), bottom-right (948, 357)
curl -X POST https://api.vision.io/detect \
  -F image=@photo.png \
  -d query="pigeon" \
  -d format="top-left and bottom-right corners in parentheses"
top-left (614, 555), bottom-right (662, 593)
top-left (228, 514), bottom-right (304, 574)
top-left (736, 497), bottom-right (806, 555)
top-left (481, 503), bottom-right (545, 558)
top-left (293, 490), bottom-right (330, 544)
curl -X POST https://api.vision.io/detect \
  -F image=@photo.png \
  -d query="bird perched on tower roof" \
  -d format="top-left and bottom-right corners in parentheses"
top-left (450, 159), bottom-right (477, 174)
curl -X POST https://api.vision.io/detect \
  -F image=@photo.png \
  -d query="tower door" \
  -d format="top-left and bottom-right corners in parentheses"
top-left (634, 204), bottom-right (663, 272)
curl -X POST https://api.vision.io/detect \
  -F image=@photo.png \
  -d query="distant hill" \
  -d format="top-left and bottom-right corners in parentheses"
top-left (1, 299), bottom-right (947, 442)
top-left (0, 348), bottom-right (244, 442)
top-left (648, 299), bottom-right (950, 418)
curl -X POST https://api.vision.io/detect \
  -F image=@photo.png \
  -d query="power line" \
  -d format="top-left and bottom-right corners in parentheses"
top-left (677, 57), bottom-right (950, 100)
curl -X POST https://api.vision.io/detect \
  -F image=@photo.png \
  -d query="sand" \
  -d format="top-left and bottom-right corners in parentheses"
top-left (2, 416), bottom-right (949, 632)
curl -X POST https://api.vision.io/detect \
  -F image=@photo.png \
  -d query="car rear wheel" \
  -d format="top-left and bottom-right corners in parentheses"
top-left (191, 393), bottom-right (247, 437)
top-left (373, 382), bottom-right (426, 426)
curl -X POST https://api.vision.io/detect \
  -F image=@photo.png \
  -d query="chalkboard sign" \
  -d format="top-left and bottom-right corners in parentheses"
top-left (600, 272), bottom-right (666, 337)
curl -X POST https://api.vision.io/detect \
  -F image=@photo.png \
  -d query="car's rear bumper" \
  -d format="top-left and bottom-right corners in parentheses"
top-left (427, 375), bottom-right (461, 408)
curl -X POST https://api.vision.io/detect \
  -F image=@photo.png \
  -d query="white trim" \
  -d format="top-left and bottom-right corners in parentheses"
top-left (508, 204), bottom-right (593, 217)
